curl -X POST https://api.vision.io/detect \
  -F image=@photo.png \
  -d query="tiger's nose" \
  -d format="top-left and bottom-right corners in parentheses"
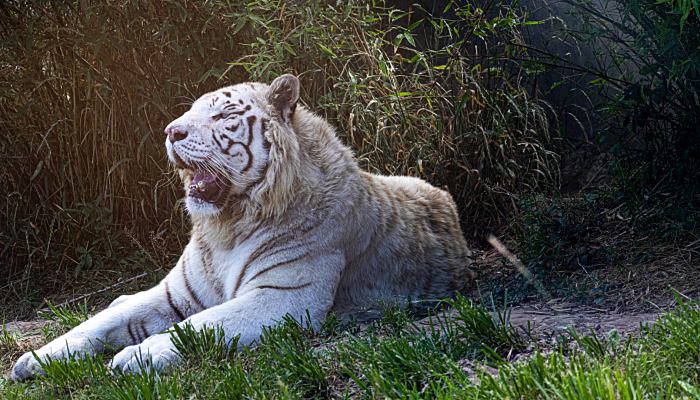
top-left (165, 126), bottom-right (188, 143)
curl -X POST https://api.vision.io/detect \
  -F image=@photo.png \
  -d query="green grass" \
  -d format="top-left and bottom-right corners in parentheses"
top-left (36, 301), bottom-right (92, 342)
top-left (2, 296), bottom-right (700, 399)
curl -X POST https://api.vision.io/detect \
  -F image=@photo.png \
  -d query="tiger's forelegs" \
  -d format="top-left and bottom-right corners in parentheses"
top-left (10, 281), bottom-right (194, 381)
top-left (110, 283), bottom-right (335, 374)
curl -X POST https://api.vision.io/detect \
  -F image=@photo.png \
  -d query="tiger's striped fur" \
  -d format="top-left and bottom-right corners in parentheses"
top-left (11, 75), bottom-right (474, 380)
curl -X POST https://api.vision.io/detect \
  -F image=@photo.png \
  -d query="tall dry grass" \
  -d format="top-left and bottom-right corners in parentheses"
top-left (0, 0), bottom-right (249, 314)
top-left (0, 0), bottom-right (558, 316)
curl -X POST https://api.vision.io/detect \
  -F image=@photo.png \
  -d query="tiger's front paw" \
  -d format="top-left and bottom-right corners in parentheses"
top-left (111, 333), bottom-right (180, 374)
top-left (11, 337), bottom-right (92, 381)
top-left (11, 351), bottom-right (44, 382)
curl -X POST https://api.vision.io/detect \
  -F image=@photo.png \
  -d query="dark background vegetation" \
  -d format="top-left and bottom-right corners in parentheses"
top-left (1, 0), bottom-right (698, 318)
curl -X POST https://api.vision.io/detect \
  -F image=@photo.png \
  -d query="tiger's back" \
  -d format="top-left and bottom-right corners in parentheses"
top-left (332, 172), bottom-right (474, 318)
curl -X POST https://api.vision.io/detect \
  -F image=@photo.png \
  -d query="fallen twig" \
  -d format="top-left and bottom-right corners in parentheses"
top-left (487, 234), bottom-right (552, 301)
top-left (39, 272), bottom-right (148, 313)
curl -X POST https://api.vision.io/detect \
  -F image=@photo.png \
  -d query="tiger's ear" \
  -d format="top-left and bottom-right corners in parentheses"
top-left (267, 74), bottom-right (299, 123)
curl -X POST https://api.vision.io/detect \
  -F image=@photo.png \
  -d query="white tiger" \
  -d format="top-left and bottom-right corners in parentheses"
top-left (11, 74), bottom-right (474, 380)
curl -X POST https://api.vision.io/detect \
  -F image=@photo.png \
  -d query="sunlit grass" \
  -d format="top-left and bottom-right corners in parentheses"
top-left (1, 296), bottom-right (699, 399)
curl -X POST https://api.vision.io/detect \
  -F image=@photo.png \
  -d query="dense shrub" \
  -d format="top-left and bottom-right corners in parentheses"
top-left (230, 1), bottom-right (559, 228)
top-left (521, 0), bottom-right (700, 181)
top-left (605, 0), bottom-right (699, 180)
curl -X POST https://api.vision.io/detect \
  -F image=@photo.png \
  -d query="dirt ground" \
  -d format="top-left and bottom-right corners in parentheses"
top-left (4, 300), bottom-right (661, 345)
top-left (507, 301), bottom-right (659, 339)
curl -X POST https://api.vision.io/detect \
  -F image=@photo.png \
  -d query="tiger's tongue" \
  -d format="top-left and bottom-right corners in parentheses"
top-left (190, 171), bottom-right (223, 203)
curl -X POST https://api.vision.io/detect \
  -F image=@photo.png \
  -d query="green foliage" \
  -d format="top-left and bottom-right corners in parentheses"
top-left (170, 322), bottom-right (234, 363)
top-left (38, 352), bottom-right (110, 391)
top-left (337, 333), bottom-right (461, 397)
top-left (230, 1), bottom-right (558, 231)
top-left (447, 294), bottom-right (526, 358)
top-left (253, 317), bottom-right (328, 397)
top-left (0, 323), bottom-right (21, 376)
top-left (0, 323), bottom-right (19, 350)
top-left (106, 367), bottom-right (189, 400)
top-left (566, 327), bottom-right (621, 359)
top-left (563, 0), bottom-right (700, 181)
top-left (333, 295), bottom-right (523, 397)
top-left (643, 293), bottom-right (700, 373)
top-left (37, 301), bottom-right (91, 342)
top-left (659, 0), bottom-right (700, 27)
top-left (39, 302), bottom-right (91, 333)
top-left (476, 299), bottom-right (700, 399)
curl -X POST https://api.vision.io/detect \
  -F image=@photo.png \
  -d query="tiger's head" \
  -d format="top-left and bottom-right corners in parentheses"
top-left (164, 75), bottom-right (301, 218)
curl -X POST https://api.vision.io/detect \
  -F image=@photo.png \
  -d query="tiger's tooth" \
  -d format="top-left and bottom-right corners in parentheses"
top-left (196, 181), bottom-right (206, 191)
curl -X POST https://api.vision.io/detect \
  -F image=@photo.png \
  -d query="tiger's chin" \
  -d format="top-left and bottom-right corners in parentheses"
top-left (185, 196), bottom-right (221, 216)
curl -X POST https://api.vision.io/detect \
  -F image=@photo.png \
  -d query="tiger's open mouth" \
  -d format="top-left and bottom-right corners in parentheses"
top-left (189, 170), bottom-right (226, 204)
top-left (169, 149), bottom-right (228, 206)
top-left (173, 162), bottom-right (227, 206)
